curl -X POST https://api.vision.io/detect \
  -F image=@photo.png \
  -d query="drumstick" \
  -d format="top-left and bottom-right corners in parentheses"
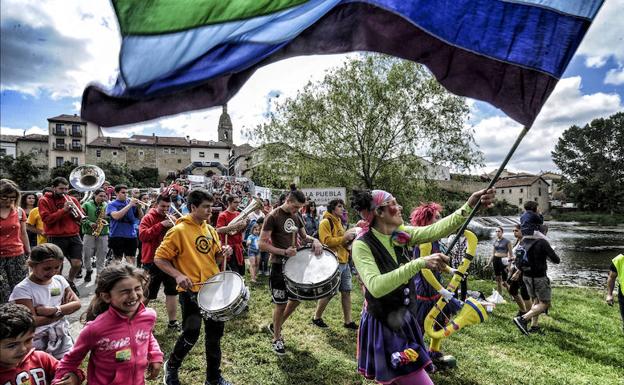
top-left (223, 234), bottom-right (229, 271)
top-left (291, 231), bottom-right (296, 248)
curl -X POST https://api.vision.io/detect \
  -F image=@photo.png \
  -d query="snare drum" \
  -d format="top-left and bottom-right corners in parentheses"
top-left (197, 271), bottom-right (249, 322)
top-left (283, 247), bottom-right (340, 300)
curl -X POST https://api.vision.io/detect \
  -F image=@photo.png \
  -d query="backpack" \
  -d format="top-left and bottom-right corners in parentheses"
top-left (514, 239), bottom-right (535, 272)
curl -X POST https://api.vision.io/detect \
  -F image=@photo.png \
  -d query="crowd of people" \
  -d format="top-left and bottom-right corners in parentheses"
top-left (0, 176), bottom-right (622, 385)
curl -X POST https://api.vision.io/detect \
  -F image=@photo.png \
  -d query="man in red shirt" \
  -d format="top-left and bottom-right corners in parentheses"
top-left (216, 195), bottom-right (247, 275)
top-left (138, 194), bottom-right (180, 331)
top-left (38, 177), bottom-right (84, 295)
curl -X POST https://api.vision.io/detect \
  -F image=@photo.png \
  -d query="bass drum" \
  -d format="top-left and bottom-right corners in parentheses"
top-left (197, 271), bottom-right (249, 322)
top-left (283, 246), bottom-right (340, 300)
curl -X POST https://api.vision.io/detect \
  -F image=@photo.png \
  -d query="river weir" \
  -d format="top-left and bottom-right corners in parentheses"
top-left (467, 217), bottom-right (624, 287)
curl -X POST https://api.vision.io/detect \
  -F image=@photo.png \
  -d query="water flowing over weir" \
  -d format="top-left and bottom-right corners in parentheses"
top-left (461, 218), bottom-right (624, 287)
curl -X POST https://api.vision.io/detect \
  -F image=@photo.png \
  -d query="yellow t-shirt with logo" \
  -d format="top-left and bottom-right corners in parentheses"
top-left (27, 207), bottom-right (47, 245)
top-left (154, 215), bottom-right (221, 292)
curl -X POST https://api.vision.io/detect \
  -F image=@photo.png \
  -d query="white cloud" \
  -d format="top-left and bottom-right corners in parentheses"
top-left (1, 125), bottom-right (48, 136)
top-left (471, 76), bottom-right (623, 174)
top-left (0, 0), bottom-right (120, 98)
top-left (576, 0), bottom-right (624, 69)
top-left (103, 54), bottom-right (354, 144)
top-left (605, 67), bottom-right (624, 85)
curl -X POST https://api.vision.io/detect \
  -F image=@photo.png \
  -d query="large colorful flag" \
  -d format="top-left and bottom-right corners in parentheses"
top-left (82, 0), bottom-right (605, 127)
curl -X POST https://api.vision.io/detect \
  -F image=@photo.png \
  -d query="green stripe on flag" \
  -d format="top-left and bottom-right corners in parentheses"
top-left (113, 0), bottom-right (309, 35)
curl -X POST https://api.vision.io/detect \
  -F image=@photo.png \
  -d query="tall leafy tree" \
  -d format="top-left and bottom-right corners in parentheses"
top-left (0, 154), bottom-right (42, 189)
top-left (552, 112), bottom-right (624, 213)
top-left (248, 54), bottom-right (483, 205)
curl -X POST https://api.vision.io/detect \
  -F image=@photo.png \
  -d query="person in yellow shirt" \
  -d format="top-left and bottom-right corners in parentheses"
top-left (155, 189), bottom-right (236, 385)
top-left (26, 207), bottom-right (46, 245)
top-left (312, 199), bottom-right (358, 329)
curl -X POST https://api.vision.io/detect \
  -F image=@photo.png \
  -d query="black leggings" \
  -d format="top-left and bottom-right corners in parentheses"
top-left (169, 292), bottom-right (224, 382)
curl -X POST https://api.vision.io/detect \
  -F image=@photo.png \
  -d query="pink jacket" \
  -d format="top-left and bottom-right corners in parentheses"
top-left (53, 304), bottom-right (163, 385)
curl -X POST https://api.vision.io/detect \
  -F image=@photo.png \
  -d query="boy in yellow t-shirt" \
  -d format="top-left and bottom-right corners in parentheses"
top-left (26, 207), bottom-right (46, 245)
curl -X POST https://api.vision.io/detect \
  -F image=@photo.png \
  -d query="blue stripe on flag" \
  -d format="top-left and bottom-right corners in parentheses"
top-left (120, 0), bottom-right (339, 88)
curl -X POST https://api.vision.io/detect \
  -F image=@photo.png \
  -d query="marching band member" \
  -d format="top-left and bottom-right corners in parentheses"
top-left (351, 188), bottom-right (494, 384)
top-left (155, 189), bottom-right (234, 385)
top-left (80, 188), bottom-right (109, 282)
top-left (38, 177), bottom-right (84, 296)
top-left (259, 184), bottom-right (323, 356)
top-left (216, 195), bottom-right (247, 276)
top-left (106, 184), bottom-right (140, 265)
top-left (312, 198), bottom-right (358, 329)
top-left (139, 194), bottom-right (180, 331)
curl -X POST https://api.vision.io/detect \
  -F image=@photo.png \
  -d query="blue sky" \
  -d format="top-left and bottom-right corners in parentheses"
top-left (1, 0), bottom-right (623, 174)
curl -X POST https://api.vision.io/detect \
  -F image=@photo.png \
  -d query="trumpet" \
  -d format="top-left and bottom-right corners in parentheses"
top-left (64, 194), bottom-right (86, 221)
top-left (135, 199), bottom-right (153, 210)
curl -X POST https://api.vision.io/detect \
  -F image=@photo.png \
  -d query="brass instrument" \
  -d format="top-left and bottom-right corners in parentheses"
top-left (66, 165), bottom-right (105, 221)
top-left (92, 204), bottom-right (108, 237)
top-left (63, 194), bottom-right (85, 221)
top-left (226, 197), bottom-right (262, 235)
top-left (424, 230), bottom-right (488, 361)
top-left (70, 165), bottom-right (106, 204)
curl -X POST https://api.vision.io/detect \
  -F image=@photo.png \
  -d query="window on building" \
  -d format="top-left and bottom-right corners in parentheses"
top-left (177, 159), bottom-right (181, 164)
top-left (509, 189), bottom-right (512, 194)
top-left (0, 148), bottom-right (6, 156)
top-left (72, 139), bottom-right (80, 147)
top-left (519, 198), bottom-right (523, 205)
top-left (171, 148), bottom-right (176, 154)
top-left (112, 151), bottom-right (118, 157)
top-left (56, 138), bottom-right (64, 145)
top-left (534, 197), bottom-right (538, 202)
top-left (71, 157), bottom-right (78, 165)
top-left (71, 124), bottom-right (81, 135)
top-left (199, 151), bottom-right (205, 158)
top-left (56, 123), bottom-right (63, 130)
top-left (500, 189), bottom-right (504, 194)
top-left (520, 188), bottom-right (523, 193)
top-left (214, 153), bottom-right (220, 159)
top-left (163, 148), bottom-right (169, 154)
top-left (96, 149), bottom-right (101, 158)
top-left (538, 188), bottom-right (541, 196)
top-left (56, 157), bottom-right (64, 167)
top-left (182, 148), bottom-right (188, 153)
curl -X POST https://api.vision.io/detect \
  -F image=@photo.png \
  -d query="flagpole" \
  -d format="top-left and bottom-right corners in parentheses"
top-left (444, 125), bottom-right (531, 255)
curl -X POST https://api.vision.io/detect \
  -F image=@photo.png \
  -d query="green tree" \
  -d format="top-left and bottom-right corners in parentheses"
top-left (131, 167), bottom-right (159, 187)
top-left (96, 161), bottom-right (134, 186)
top-left (248, 54), bottom-right (483, 204)
top-left (0, 153), bottom-right (42, 189)
top-left (50, 161), bottom-right (76, 181)
top-left (551, 112), bottom-right (624, 213)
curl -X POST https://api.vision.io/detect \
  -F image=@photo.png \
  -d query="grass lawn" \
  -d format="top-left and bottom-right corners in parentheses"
top-left (146, 276), bottom-right (623, 385)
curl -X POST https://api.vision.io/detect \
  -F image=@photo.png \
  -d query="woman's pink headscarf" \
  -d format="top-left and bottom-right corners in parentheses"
top-left (357, 190), bottom-right (394, 236)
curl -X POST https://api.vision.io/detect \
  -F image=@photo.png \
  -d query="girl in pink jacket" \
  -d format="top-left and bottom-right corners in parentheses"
top-left (53, 264), bottom-right (163, 385)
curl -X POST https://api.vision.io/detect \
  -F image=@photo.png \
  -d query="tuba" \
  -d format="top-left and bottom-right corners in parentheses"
top-left (69, 165), bottom-right (106, 203)
top-left (424, 230), bottom-right (488, 361)
top-left (65, 165), bottom-right (106, 221)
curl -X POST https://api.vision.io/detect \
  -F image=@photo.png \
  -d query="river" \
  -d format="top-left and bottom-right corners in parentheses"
top-left (472, 219), bottom-right (624, 288)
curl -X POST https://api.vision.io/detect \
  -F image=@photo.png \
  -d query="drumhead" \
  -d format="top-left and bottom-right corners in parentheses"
top-left (197, 271), bottom-right (244, 312)
top-left (283, 247), bottom-right (338, 285)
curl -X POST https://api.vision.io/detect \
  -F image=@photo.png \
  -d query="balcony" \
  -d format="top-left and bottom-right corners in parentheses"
top-left (54, 143), bottom-right (66, 150)
top-left (53, 129), bottom-right (66, 136)
top-left (70, 144), bottom-right (83, 151)
top-left (70, 129), bottom-right (82, 137)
